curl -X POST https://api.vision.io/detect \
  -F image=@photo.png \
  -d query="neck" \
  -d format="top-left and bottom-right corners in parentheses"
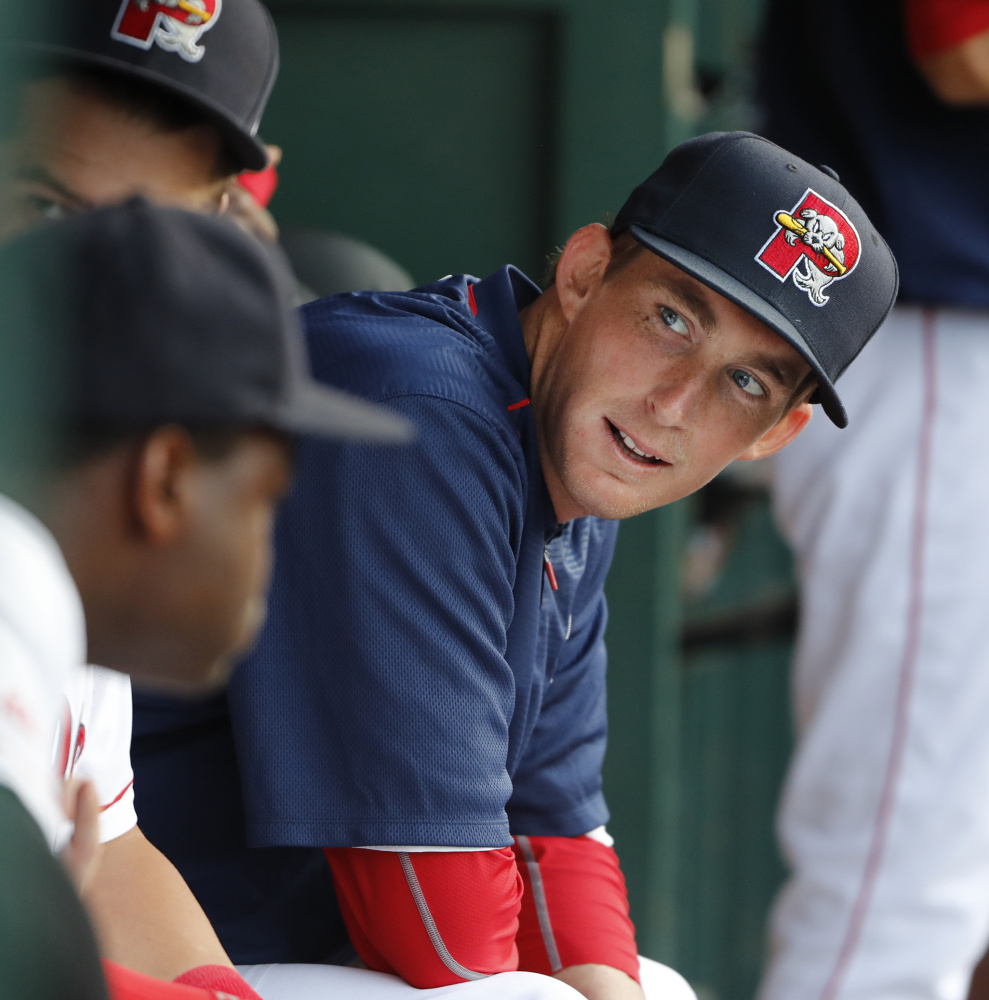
top-left (518, 289), bottom-right (577, 524)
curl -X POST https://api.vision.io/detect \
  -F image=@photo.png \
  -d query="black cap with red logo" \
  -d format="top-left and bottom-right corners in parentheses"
top-left (15, 0), bottom-right (278, 172)
top-left (612, 131), bottom-right (899, 428)
top-left (1, 198), bottom-right (412, 443)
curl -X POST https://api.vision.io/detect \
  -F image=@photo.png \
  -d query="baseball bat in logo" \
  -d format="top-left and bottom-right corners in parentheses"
top-left (111, 0), bottom-right (221, 63)
top-left (755, 189), bottom-right (861, 307)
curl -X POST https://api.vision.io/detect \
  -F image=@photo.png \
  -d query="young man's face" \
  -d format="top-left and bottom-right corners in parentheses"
top-left (0, 77), bottom-right (227, 239)
top-left (531, 230), bottom-right (813, 522)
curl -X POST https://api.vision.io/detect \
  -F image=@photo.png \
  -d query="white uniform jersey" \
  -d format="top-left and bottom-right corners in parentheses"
top-left (0, 493), bottom-right (137, 850)
top-left (0, 494), bottom-right (82, 844)
top-left (54, 663), bottom-right (137, 847)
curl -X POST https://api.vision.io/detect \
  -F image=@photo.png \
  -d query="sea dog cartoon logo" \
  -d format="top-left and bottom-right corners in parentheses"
top-left (756, 189), bottom-right (861, 306)
top-left (111, 0), bottom-right (221, 63)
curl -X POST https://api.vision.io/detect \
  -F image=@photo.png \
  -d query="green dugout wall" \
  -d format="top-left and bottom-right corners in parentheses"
top-left (260, 3), bottom-right (786, 998)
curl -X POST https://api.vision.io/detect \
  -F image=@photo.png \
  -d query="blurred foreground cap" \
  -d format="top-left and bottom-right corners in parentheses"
top-left (2, 199), bottom-right (412, 443)
top-left (613, 131), bottom-right (899, 428)
top-left (14, 0), bottom-right (278, 171)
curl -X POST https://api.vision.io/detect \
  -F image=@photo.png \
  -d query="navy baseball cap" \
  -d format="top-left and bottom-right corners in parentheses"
top-left (13, 0), bottom-right (278, 171)
top-left (2, 198), bottom-right (412, 443)
top-left (612, 131), bottom-right (899, 427)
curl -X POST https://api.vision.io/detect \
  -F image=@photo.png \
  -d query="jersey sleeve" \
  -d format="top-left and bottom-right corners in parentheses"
top-left (505, 519), bottom-right (617, 837)
top-left (230, 392), bottom-right (526, 848)
top-left (905, 0), bottom-right (989, 60)
top-left (75, 666), bottom-right (136, 843)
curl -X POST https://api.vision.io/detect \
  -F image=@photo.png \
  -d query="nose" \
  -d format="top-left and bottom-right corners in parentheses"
top-left (646, 372), bottom-right (705, 427)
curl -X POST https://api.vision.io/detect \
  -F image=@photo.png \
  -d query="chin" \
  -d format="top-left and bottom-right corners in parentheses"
top-left (127, 650), bottom-right (234, 696)
top-left (561, 472), bottom-right (665, 521)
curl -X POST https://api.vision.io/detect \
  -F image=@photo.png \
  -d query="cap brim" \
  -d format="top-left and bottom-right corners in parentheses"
top-left (629, 224), bottom-right (847, 428)
top-left (16, 45), bottom-right (270, 171)
top-left (275, 381), bottom-right (413, 444)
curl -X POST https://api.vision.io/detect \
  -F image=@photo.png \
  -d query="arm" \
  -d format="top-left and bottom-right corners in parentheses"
top-left (513, 834), bottom-right (642, 1000)
top-left (326, 838), bottom-right (643, 1000)
top-left (82, 825), bottom-right (234, 981)
top-left (905, 0), bottom-right (989, 102)
top-left (325, 846), bottom-right (522, 987)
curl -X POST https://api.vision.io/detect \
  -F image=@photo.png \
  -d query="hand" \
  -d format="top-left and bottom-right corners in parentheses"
top-left (59, 779), bottom-right (101, 894)
top-left (554, 964), bottom-right (646, 1000)
top-left (221, 144), bottom-right (282, 243)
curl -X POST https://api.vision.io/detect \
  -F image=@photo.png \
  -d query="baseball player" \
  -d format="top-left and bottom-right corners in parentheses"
top-left (0, 199), bottom-right (411, 1000)
top-left (132, 133), bottom-right (898, 1000)
top-left (0, 0), bottom-right (288, 991)
top-left (754, 2), bottom-right (989, 1000)
top-left (1, 0), bottom-right (278, 237)
top-left (0, 492), bottom-right (108, 999)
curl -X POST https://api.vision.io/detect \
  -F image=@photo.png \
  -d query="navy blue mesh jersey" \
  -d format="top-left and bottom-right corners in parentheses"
top-left (759, 0), bottom-right (989, 306)
top-left (132, 266), bottom-right (618, 963)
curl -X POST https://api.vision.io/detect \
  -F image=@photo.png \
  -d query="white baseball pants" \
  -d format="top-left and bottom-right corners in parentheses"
top-left (759, 304), bottom-right (989, 1000)
top-left (238, 957), bottom-right (694, 1000)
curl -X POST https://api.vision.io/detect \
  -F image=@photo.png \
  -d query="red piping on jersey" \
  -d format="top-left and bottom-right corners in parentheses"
top-left (100, 779), bottom-right (134, 813)
top-left (467, 284), bottom-right (478, 316)
top-left (507, 397), bottom-right (530, 411)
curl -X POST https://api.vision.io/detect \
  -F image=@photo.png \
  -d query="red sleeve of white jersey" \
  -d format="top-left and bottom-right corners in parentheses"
top-left (512, 835), bottom-right (640, 984)
top-left (324, 846), bottom-right (521, 988)
top-left (905, 0), bottom-right (989, 60)
top-left (102, 961), bottom-right (262, 1000)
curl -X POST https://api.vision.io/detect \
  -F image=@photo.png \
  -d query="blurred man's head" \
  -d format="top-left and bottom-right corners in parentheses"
top-left (0, 0), bottom-right (279, 237)
top-left (522, 132), bottom-right (899, 522)
top-left (2, 200), bottom-right (409, 691)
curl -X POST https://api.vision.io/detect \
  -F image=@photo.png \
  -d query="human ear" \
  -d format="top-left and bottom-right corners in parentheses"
top-left (555, 223), bottom-right (613, 322)
top-left (129, 426), bottom-right (199, 545)
top-left (736, 402), bottom-right (813, 462)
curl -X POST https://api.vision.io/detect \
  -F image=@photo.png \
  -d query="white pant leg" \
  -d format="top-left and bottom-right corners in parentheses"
top-left (638, 956), bottom-right (696, 1000)
top-left (237, 965), bottom-right (584, 1000)
top-left (238, 957), bottom-right (695, 1000)
top-left (760, 305), bottom-right (989, 1000)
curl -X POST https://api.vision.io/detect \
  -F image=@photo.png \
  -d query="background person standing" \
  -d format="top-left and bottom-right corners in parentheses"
top-left (756, 2), bottom-right (989, 999)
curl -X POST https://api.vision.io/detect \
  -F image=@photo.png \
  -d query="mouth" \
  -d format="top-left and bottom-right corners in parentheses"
top-left (607, 420), bottom-right (669, 467)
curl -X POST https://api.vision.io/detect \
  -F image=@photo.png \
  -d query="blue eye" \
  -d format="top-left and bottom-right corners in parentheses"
top-left (661, 306), bottom-right (689, 335)
top-left (732, 370), bottom-right (765, 397)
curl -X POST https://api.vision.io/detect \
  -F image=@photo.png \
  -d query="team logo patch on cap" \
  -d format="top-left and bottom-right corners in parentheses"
top-left (111, 0), bottom-right (221, 63)
top-left (756, 189), bottom-right (861, 306)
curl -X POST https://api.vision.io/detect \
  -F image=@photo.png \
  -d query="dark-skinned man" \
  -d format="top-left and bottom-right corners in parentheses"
top-left (0, 199), bottom-right (409, 999)
top-left (0, 1), bottom-right (289, 991)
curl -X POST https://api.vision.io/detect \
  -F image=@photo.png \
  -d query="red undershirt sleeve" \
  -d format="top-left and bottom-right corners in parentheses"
top-left (905, 0), bottom-right (989, 60)
top-left (512, 835), bottom-right (640, 984)
top-left (102, 961), bottom-right (262, 1000)
top-left (324, 846), bottom-right (522, 988)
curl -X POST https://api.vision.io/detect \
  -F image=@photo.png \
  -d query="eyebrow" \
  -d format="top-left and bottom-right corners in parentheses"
top-left (660, 277), bottom-right (719, 334)
top-left (14, 164), bottom-right (92, 210)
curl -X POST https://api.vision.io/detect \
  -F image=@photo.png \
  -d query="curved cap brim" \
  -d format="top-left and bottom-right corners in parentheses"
top-left (629, 224), bottom-right (847, 428)
top-left (277, 382), bottom-right (414, 443)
